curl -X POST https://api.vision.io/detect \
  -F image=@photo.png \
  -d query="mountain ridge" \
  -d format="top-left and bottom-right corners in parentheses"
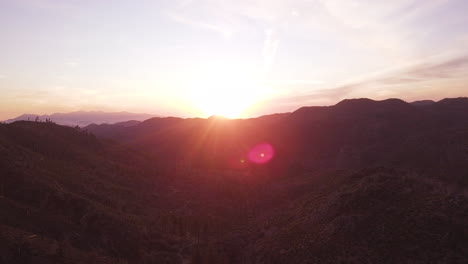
top-left (1, 97), bottom-right (468, 263)
top-left (84, 97), bottom-right (468, 183)
top-left (3, 111), bottom-right (156, 127)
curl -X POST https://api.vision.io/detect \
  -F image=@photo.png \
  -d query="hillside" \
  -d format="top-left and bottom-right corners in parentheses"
top-left (0, 122), bottom-right (185, 263)
top-left (1, 98), bottom-right (468, 263)
top-left (244, 168), bottom-right (468, 263)
top-left (86, 97), bottom-right (468, 184)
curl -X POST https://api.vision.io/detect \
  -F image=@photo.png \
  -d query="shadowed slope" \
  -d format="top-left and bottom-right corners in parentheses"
top-left (2, 98), bottom-right (468, 263)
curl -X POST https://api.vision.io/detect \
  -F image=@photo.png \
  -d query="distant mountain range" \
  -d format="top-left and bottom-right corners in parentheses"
top-left (2, 111), bottom-right (156, 127)
top-left (1, 97), bottom-right (467, 263)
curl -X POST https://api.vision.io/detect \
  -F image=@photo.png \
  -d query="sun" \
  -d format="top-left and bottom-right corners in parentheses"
top-left (190, 72), bottom-right (268, 118)
top-left (196, 87), bottom-right (256, 118)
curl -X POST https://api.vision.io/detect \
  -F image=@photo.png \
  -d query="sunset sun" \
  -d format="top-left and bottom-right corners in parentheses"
top-left (195, 86), bottom-right (257, 118)
top-left (190, 72), bottom-right (269, 118)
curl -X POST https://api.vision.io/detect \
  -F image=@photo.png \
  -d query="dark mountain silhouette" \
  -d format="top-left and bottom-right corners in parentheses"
top-left (411, 99), bottom-right (436, 106)
top-left (1, 97), bottom-right (468, 263)
top-left (3, 111), bottom-right (155, 127)
top-left (86, 97), bottom-right (468, 183)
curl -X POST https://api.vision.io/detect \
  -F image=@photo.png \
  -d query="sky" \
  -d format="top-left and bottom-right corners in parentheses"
top-left (1, 0), bottom-right (468, 119)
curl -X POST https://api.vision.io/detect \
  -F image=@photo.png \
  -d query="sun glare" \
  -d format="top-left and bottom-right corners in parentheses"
top-left (189, 70), bottom-right (269, 118)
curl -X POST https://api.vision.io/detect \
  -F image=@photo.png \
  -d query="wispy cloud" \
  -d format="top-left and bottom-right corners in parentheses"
top-left (268, 52), bottom-right (468, 107)
top-left (164, 0), bottom-right (295, 69)
top-left (273, 80), bottom-right (325, 85)
top-left (164, 0), bottom-right (461, 69)
top-left (357, 54), bottom-right (468, 87)
top-left (65, 61), bottom-right (79, 67)
top-left (167, 12), bottom-right (233, 38)
top-left (263, 29), bottom-right (279, 69)
top-left (404, 56), bottom-right (468, 79)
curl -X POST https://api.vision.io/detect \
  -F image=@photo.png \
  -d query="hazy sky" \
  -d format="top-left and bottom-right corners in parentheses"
top-left (1, 0), bottom-right (468, 119)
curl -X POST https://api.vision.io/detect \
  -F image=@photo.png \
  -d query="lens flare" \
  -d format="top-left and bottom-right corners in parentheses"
top-left (248, 143), bottom-right (274, 164)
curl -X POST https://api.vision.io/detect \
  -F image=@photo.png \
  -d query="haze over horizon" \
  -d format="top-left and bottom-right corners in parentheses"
top-left (1, 96), bottom-right (465, 123)
top-left (1, 0), bottom-right (468, 120)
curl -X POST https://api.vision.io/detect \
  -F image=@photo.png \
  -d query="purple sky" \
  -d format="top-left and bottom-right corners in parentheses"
top-left (1, 0), bottom-right (468, 119)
